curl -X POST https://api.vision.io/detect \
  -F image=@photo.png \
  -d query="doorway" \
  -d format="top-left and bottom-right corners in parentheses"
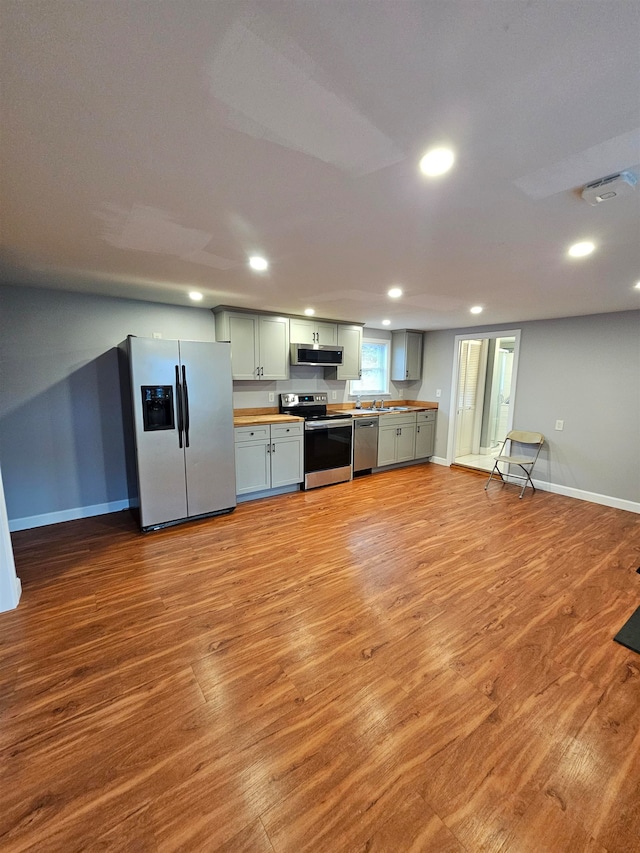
top-left (448, 330), bottom-right (520, 471)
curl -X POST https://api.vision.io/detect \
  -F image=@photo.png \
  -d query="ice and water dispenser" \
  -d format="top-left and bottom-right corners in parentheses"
top-left (141, 386), bottom-right (175, 431)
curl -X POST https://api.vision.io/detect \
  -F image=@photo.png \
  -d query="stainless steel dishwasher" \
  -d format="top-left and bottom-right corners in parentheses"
top-left (353, 417), bottom-right (379, 473)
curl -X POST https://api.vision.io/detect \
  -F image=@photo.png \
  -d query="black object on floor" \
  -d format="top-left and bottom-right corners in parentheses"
top-left (614, 606), bottom-right (640, 654)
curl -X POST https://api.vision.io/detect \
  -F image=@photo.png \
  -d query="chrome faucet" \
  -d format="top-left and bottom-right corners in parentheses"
top-left (370, 399), bottom-right (380, 410)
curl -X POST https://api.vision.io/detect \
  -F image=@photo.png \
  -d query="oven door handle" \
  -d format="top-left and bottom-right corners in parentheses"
top-left (305, 418), bottom-right (353, 430)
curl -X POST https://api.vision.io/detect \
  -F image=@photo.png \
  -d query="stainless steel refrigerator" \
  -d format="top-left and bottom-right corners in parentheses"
top-left (123, 336), bottom-right (236, 531)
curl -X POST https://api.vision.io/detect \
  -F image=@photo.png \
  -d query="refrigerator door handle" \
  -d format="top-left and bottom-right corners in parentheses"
top-left (182, 364), bottom-right (190, 448)
top-left (175, 365), bottom-right (184, 449)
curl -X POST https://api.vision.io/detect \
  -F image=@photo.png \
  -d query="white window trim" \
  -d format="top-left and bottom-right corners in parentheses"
top-left (349, 337), bottom-right (391, 398)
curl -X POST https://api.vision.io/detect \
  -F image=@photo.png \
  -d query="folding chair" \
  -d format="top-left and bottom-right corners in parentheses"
top-left (485, 430), bottom-right (544, 498)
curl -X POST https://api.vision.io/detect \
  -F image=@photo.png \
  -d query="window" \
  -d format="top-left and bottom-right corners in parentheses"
top-left (350, 339), bottom-right (390, 397)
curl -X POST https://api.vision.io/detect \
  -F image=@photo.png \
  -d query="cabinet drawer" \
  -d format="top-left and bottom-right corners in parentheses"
top-left (271, 422), bottom-right (303, 438)
top-left (235, 425), bottom-right (270, 443)
top-left (378, 412), bottom-right (417, 427)
top-left (416, 410), bottom-right (437, 423)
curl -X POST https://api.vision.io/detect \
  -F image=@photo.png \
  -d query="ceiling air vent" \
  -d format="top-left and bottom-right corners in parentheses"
top-left (581, 171), bottom-right (637, 205)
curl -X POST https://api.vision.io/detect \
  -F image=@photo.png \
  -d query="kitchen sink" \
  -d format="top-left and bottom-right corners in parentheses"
top-left (362, 406), bottom-right (411, 413)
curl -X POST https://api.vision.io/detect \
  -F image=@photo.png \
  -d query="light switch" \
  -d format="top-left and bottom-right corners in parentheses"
top-left (436, 389), bottom-right (442, 398)
top-left (555, 419), bottom-right (564, 431)
top-left (268, 392), bottom-right (275, 402)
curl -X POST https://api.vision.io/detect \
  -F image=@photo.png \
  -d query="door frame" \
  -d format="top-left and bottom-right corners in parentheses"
top-left (446, 329), bottom-right (521, 465)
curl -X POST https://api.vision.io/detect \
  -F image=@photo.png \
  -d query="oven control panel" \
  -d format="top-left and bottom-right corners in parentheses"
top-left (280, 393), bottom-right (328, 407)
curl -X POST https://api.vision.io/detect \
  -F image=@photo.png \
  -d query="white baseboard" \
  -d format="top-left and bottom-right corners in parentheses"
top-left (531, 479), bottom-right (640, 514)
top-left (431, 456), bottom-right (449, 467)
top-left (9, 499), bottom-right (132, 532)
top-left (447, 461), bottom-right (639, 514)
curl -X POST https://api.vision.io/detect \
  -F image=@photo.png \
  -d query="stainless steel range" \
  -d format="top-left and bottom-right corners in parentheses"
top-left (279, 393), bottom-right (353, 489)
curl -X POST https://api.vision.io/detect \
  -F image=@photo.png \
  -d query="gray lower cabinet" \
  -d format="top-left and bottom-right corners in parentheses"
top-left (377, 413), bottom-right (417, 466)
top-left (415, 410), bottom-right (436, 458)
top-left (235, 422), bottom-right (304, 495)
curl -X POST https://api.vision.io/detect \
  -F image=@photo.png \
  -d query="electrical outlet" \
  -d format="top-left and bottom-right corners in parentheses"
top-left (152, 332), bottom-right (162, 339)
top-left (436, 389), bottom-right (441, 398)
top-left (331, 391), bottom-right (337, 400)
top-left (555, 419), bottom-right (564, 431)
top-left (268, 392), bottom-right (274, 403)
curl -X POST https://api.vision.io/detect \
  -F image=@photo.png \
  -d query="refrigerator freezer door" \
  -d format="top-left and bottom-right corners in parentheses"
top-left (128, 336), bottom-right (188, 528)
top-left (179, 340), bottom-right (237, 517)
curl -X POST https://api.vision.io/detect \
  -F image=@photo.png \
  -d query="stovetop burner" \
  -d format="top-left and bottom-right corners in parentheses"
top-left (279, 392), bottom-right (352, 421)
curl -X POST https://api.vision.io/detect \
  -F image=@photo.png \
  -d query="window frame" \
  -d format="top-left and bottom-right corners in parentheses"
top-left (349, 338), bottom-right (391, 398)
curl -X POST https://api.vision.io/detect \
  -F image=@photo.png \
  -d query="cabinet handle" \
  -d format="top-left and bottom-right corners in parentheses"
top-left (272, 443), bottom-right (276, 453)
top-left (256, 366), bottom-right (260, 377)
top-left (406, 370), bottom-right (409, 378)
top-left (267, 444), bottom-right (271, 454)
top-left (417, 426), bottom-right (420, 433)
top-left (260, 366), bottom-right (264, 377)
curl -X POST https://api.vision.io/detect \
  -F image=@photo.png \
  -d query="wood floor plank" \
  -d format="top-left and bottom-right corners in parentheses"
top-left (3, 463), bottom-right (639, 852)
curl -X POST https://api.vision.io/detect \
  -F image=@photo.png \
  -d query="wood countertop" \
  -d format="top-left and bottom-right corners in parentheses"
top-left (232, 401), bottom-right (437, 425)
top-left (233, 414), bottom-right (304, 426)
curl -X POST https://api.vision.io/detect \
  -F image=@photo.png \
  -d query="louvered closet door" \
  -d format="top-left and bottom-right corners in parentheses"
top-left (456, 339), bottom-right (482, 457)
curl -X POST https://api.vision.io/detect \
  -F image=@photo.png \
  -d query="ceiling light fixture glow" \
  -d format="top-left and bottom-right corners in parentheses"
top-left (382, 319), bottom-right (391, 326)
top-left (249, 255), bottom-right (269, 271)
top-left (189, 291), bottom-right (203, 301)
top-left (304, 308), bottom-right (315, 316)
top-left (388, 287), bottom-right (403, 298)
top-left (634, 281), bottom-right (640, 290)
top-left (419, 147), bottom-right (455, 177)
top-left (470, 306), bottom-right (483, 314)
top-left (568, 241), bottom-right (595, 258)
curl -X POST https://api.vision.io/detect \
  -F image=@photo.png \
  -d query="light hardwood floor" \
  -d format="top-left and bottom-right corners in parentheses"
top-left (2, 463), bottom-right (640, 852)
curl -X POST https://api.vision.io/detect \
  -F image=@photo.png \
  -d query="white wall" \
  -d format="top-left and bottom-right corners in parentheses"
top-left (418, 311), bottom-right (640, 509)
top-left (0, 462), bottom-right (21, 611)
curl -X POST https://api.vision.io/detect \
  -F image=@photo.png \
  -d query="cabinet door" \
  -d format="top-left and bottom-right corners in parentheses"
top-left (289, 318), bottom-right (314, 344)
top-left (406, 332), bottom-right (423, 380)
top-left (271, 436), bottom-right (304, 487)
top-left (415, 421), bottom-right (435, 458)
top-left (391, 330), bottom-right (423, 381)
top-left (228, 315), bottom-right (259, 380)
top-left (396, 424), bottom-right (416, 462)
top-left (377, 423), bottom-right (398, 466)
top-left (259, 316), bottom-right (289, 380)
top-left (235, 439), bottom-right (271, 494)
top-left (335, 324), bottom-right (362, 381)
top-left (315, 322), bottom-right (338, 346)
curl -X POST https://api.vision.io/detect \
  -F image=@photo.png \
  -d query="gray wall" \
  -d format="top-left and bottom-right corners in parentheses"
top-left (1, 283), bottom-right (638, 526)
top-left (418, 311), bottom-right (640, 505)
top-left (0, 284), bottom-right (216, 526)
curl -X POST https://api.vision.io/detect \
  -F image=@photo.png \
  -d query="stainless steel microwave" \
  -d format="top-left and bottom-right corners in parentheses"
top-left (290, 343), bottom-right (344, 366)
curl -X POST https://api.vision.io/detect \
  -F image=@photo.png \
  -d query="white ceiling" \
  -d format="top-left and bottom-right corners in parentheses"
top-left (2, 0), bottom-right (639, 330)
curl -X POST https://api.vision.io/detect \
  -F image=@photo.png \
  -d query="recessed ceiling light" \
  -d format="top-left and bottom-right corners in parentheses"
top-left (634, 281), bottom-right (640, 290)
top-left (382, 319), bottom-right (391, 326)
top-left (304, 307), bottom-right (315, 316)
top-left (419, 147), bottom-right (455, 177)
top-left (249, 255), bottom-right (269, 271)
top-left (470, 306), bottom-right (483, 314)
top-left (568, 241), bottom-right (595, 258)
top-left (189, 291), bottom-right (203, 302)
top-left (388, 287), bottom-right (403, 298)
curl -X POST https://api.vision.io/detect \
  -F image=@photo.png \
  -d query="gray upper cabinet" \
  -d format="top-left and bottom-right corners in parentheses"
top-left (289, 318), bottom-right (338, 346)
top-left (325, 324), bottom-right (363, 381)
top-left (214, 311), bottom-right (289, 380)
top-left (391, 330), bottom-right (423, 382)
